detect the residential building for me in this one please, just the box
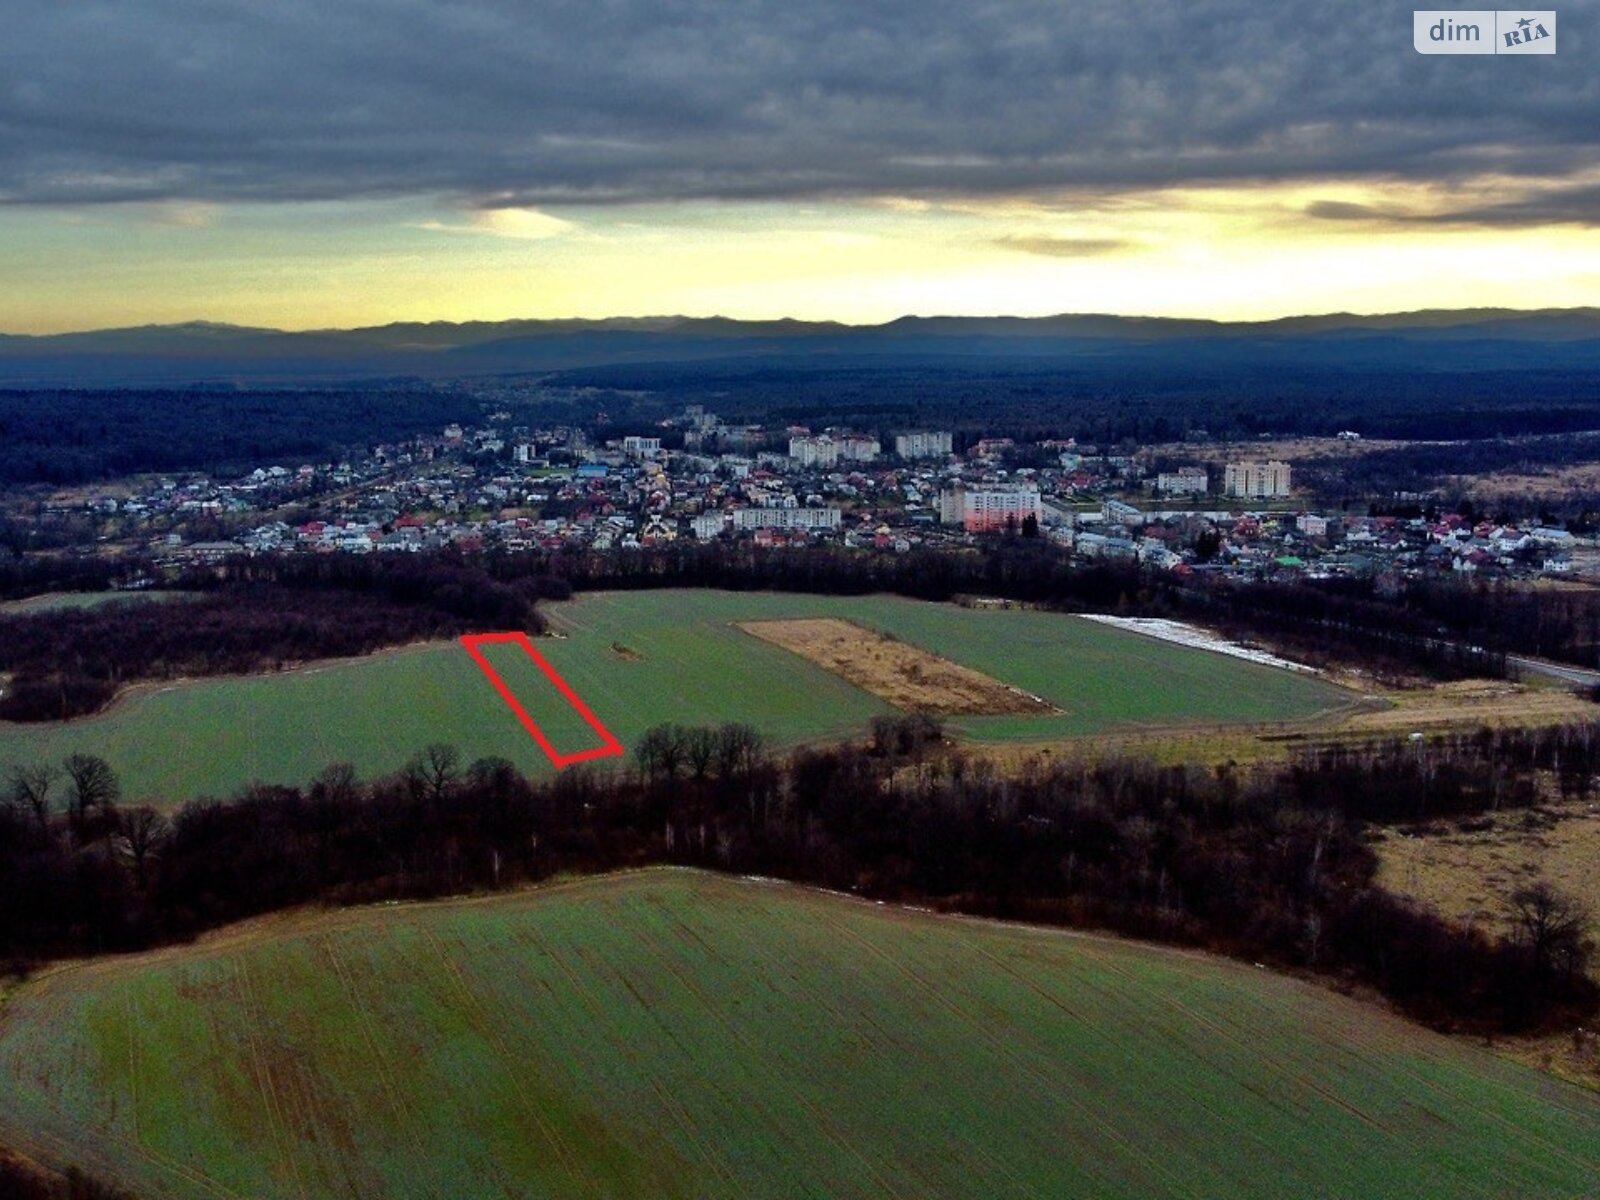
[621,436,662,459]
[1157,467,1208,495]
[1103,499,1143,527]
[789,435,840,469]
[691,513,727,539]
[731,506,842,531]
[894,430,954,460]
[1224,460,1292,499]
[837,434,881,463]
[940,483,1042,533]
[791,432,877,467]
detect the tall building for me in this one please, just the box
[792,432,878,466]
[789,435,839,469]
[837,434,880,463]
[939,484,1041,533]
[622,435,662,459]
[1224,460,1292,499]
[894,431,954,459]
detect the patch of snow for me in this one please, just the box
[1077,615,1318,674]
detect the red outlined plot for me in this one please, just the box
[460,632,624,769]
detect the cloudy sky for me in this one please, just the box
[2,0,1596,332]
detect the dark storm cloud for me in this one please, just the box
[0,0,1593,216]
[1307,183,1600,228]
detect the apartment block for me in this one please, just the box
[1223,460,1292,499]
[894,430,954,460]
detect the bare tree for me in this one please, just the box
[635,725,687,783]
[119,806,170,889]
[6,762,56,835]
[715,723,767,780]
[1512,882,1592,985]
[685,727,716,782]
[62,753,120,846]
[309,762,359,806]
[405,743,461,806]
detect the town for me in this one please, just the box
[23,399,1585,584]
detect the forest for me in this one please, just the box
[0,386,481,485]
[7,356,1600,487]
[550,358,1600,444]
[3,719,1596,1036]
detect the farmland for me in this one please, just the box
[1,869,1596,1199]
[0,589,1350,803]
[739,616,1058,715]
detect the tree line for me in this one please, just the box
[5,718,1595,1035]
[0,556,548,721]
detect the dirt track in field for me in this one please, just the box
[739,617,1059,716]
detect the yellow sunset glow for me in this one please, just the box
[2,181,1597,334]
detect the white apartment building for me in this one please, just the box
[791,432,878,467]
[837,434,880,462]
[622,435,663,459]
[691,513,727,539]
[1156,466,1208,495]
[895,430,954,460]
[789,435,839,469]
[1224,460,1292,499]
[731,507,843,531]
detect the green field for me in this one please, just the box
[0,870,1595,1199]
[0,589,1349,803]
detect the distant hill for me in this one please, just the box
[3,309,1599,386]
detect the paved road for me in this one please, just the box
[1508,655,1600,689]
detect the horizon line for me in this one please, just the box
[5,303,1598,340]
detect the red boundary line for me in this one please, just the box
[459,632,625,769]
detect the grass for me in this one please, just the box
[0,590,199,614]
[1,870,1596,1199]
[0,589,1349,804]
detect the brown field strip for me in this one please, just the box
[938,679,1600,776]
[739,617,1059,716]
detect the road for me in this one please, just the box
[1508,655,1600,689]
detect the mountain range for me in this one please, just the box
[3,308,1599,386]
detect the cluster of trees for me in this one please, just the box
[0,556,547,721]
[5,720,1595,1034]
[1285,722,1600,820]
